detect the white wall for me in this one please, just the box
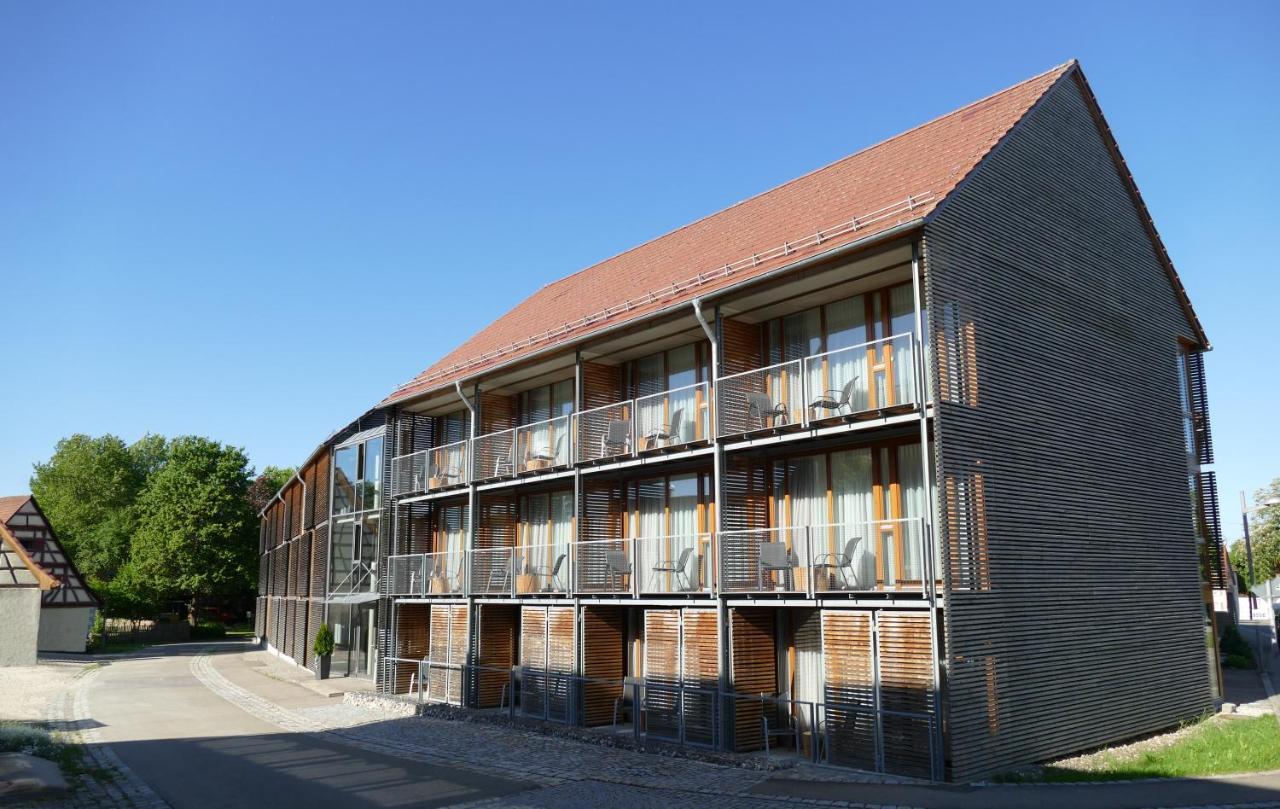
[0,588,41,666]
[38,606,95,653]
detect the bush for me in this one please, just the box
[313,623,334,658]
[1220,623,1255,669]
[190,621,226,640]
[0,723,62,760]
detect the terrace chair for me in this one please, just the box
[427,461,462,488]
[601,419,631,458]
[758,541,798,590]
[748,392,789,430]
[644,408,685,448]
[494,443,515,478]
[651,546,695,592]
[809,377,859,419]
[527,432,567,470]
[605,550,632,591]
[811,537,865,590]
[534,553,567,592]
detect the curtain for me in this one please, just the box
[524,386,552,464]
[792,609,823,740]
[778,456,826,568]
[667,474,698,589]
[550,491,574,584]
[889,283,917,406]
[521,494,550,574]
[822,295,868,413]
[551,380,574,464]
[636,354,665,443]
[831,449,874,586]
[897,442,936,583]
[780,310,820,419]
[665,345,698,444]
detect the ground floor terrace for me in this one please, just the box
[384,599,942,780]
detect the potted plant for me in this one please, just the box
[313,623,335,679]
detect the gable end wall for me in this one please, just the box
[924,74,1211,780]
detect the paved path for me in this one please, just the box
[85,643,531,808]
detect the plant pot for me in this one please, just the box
[318,655,332,680]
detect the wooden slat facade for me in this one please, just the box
[924,73,1213,780]
[581,606,625,726]
[475,604,517,708]
[729,608,776,752]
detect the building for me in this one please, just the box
[255,60,1225,781]
[0,495,100,653]
[0,521,59,666]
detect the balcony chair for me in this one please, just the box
[605,550,632,590]
[494,443,516,478]
[811,537,866,590]
[651,546,695,592]
[747,392,789,430]
[644,408,685,449]
[758,541,798,590]
[601,419,632,458]
[427,462,462,489]
[526,432,567,470]
[485,553,518,594]
[808,376,859,419]
[534,553,567,592]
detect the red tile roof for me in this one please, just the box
[385,61,1078,405]
[0,495,30,525]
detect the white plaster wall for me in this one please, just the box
[38,606,96,653]
[0,588,41,666]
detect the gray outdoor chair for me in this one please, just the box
[601,419,632,458]
[645,407,685,448]
[533,553,567,592]
[605,549,632,590]
[651,546,695,591]
[809,376,859,418]
[527,432,567,469]
[758,541,798,590]
[748,392,789,430]
[812,537,865,590]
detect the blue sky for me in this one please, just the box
[1,2,1276,537]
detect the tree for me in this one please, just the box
[1236,478,1280,589]
[30,434,147,581]
[130,436,258,624]
[248,465,296,514]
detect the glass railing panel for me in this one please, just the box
[574,402,633,463]
[715,360,805,438]
[386,553,428,596]
[635,381,711,451]
[514,541,571,595]
[473,428,516,480]
[390,449,428,497]
[802,333,916,424]
[469,547,516,595]
[425,439,470,489]
[805,518,925,592]
[513,414,573,472]
[635,533,714,594]
[572,538,634,595]
[716,526,812,594]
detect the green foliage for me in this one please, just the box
[129,437,257,607]
[1218,622,1255,669]
[248,465,296,513]
[191,621,227,639]
[1233,479,1280,589]
[94,563,162,620]
[313,623,335,658]
[29,434,164,582]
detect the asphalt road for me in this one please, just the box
[86,645,532,809]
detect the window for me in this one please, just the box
[333,446,358,515]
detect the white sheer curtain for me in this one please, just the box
[792,610,823,739]
[822,295,868,413]
[665,345,698,444]
[635,478,665,590]
[636,354,665,443]
[780,456,826,569]
[521,494,550,575]
[896,442,936,583]
[667,475,698,589]
[889,284,917,406]
[550,491,573,587]
[831,449,874,587]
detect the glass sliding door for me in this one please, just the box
[829,449,874,588]
[823,296,868,414]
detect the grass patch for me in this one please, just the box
[224,623,255,639]
[1006,716,1280,782]
[0,722,113,782]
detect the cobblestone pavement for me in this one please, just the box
[10,662,171,809]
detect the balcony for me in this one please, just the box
[385,550,468,597]
[717,518,926,595]
[469,543,570,596]
[716,333,918,438]
[390,439,471,498]
[473,415,574,481]
[573,533,715,596]
[575,381,712,464]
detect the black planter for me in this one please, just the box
[318,655,331,679]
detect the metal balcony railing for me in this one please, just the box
[469,542,570,596]
[717,518,926,595]
[473,414,574,480]
[716,333,917,438]
[385,550,467,596]
[390,439,471,498]
[575,381,712,464]
[572,533,714,596]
